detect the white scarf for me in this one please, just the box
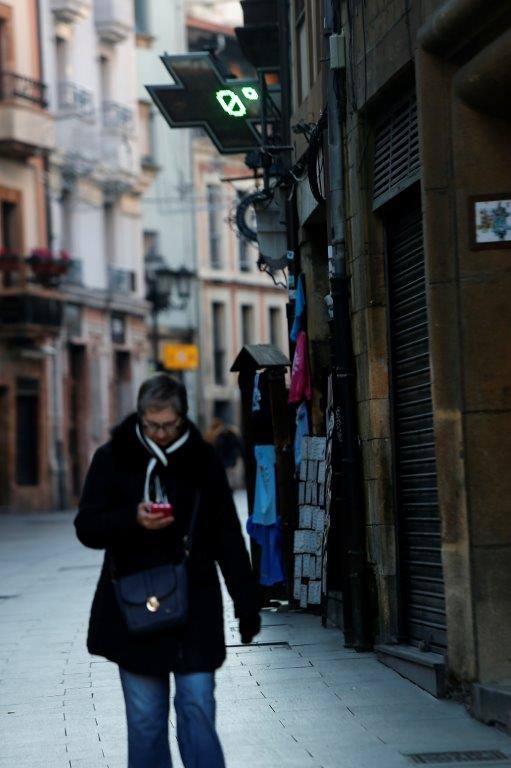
[135,422,190,503]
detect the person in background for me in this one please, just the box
[204,417,245,490]
[75,374,261,768]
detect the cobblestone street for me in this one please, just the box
[0,494,510,768]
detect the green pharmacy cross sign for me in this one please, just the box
[146,53,262,155]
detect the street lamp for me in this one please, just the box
[144,254,193,369]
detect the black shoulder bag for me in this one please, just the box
[111,491,200,636]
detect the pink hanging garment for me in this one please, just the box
[288,330,313,403]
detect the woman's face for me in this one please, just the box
[141,406,182,447]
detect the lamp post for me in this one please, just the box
[144,253,193,369]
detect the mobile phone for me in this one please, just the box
[148,502,174,519]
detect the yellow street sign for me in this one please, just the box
[162,343,199,371]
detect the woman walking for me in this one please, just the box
[75,374,261,768]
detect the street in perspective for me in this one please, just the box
[1,496,510,768]
[1,0,510,767]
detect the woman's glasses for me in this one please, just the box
[142,418,181,436]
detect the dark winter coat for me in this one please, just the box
[74,413,258,676]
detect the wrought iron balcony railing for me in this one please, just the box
[58,82,94,116]
[0,295,63,327]
[108,267,137,293]
[0,71,47,108]
[101,101,135,134]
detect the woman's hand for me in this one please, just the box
[137,502,175,531]
[239,613,261,645]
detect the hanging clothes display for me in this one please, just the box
[288,330,313,404]
[252,372,262,413]
[251,370,274,444]
[294,402,310,472]
[246,517,285,586]
[290,273,306,342]
[247,443,285,586]
[252,444,277,526]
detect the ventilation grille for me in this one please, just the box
[373,95,420,209]
[408,750,509,765]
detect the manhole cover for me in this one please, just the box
[408,751,509,765]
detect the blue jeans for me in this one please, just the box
[119,667,226,768]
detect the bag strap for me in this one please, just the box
[110,490,201,580]
[183,489,201,560]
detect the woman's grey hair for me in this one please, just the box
[137,374,188,417]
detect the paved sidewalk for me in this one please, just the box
[0,494,510,768]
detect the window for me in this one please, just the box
[1,200,20,251]
[0,186,22,286]
[61,189,72,252]
[294,0,309,103]
[16,378,39,486]
[212,302,226,384]
[241,304,254,346]
[111,313,126,344]
[0,4,14,75]
[238,236,251,272]
[269,306,282,348]
[99,55,112,102]
[310,1,322,81]
[134,0,150,35]
[143,230,159,257]
[55,36,69,85]
[103,202,115,261]
[207,184,222,269]
[138,101,155,164]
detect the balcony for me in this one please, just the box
[0,294,63,330]
[100,102,137,191]
[58,82,94,116]
[108,267,137,294]
[51,0,91,24]
[0,72,54,157]
[94,0,133,43]
[55,83,97,176]
[102,101,134,134]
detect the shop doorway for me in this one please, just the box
[114,350,132,423]
[68,345,87,500]
[384,188,446,651]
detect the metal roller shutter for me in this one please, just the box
[386,197,447,651]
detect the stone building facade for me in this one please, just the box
[241,0,511,727]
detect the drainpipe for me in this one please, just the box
[325,0,371,650]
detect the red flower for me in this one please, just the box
[30,247,53,261]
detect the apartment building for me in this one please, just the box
[135,0,199,421]
[0,0,55,511]
[0,0,149,511]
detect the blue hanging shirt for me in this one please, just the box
[246,517,285,586]
[290,273,306,342]
[252,445,277,526]
[294,402,310,472]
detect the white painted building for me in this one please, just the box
[35,0,150,505]
[134,0,199,422]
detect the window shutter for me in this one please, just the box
[373,95,420,210]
